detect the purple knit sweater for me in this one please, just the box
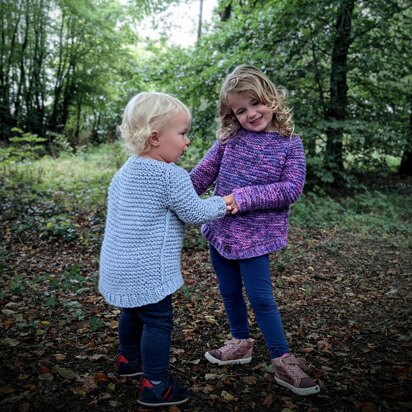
[190,128,306,259]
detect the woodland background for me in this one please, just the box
[0,0,411,411]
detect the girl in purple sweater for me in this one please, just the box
[190,65,320,396]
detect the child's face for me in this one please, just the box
[157,110,191,163]
[228,92,274,133]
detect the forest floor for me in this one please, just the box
[1,188,411,412]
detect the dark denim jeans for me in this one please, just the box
[210,245,289,359]
[119,295,173,381]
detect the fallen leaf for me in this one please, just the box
[168,406,182,412]
[89,354,109,362]
[2,337,20,347]
[353,401,378,412]
[262,394,273,406]
[2,309,16,315]
[38,373,53,381]
[70,386,87,396]
[55,366,76,379]
[0,386,15,394]
[18,403,30,412]
[94,372,109,383]
[221,390,236,401]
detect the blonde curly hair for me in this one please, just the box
[217,65,294,142]
[120,92,191,155]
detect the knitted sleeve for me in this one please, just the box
[233,137,306,211]
[169,166,227,224]
[190,141,224,195]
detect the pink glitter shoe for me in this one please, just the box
[204,338,254,366]
[272,354,320,395]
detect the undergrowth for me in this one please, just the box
[1,143,411,250]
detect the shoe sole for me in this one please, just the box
[114,372,143,378]
[204,352,252,366]
[137,396,190,407]
[275,377,320,396]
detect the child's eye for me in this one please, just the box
[252,101,260,106]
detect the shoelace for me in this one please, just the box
[220,339,241,353]
[284,357,308,379]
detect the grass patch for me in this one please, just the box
[292,191,411,242]
[2,143,411,250]
[32,143,128,190]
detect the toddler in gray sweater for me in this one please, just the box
[99,92,228,407]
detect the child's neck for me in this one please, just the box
[140,150,164,162]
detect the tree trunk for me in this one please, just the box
[399,103,412,175]
[15,7,30,125]
[197,0,203,40]
[74,97,82,145]
[48,11,69,132]
[219,2,231,21]
[32,1,47,137]
[324,0,355,178]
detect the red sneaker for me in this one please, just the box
[138,376,191,407]
[114,354,143,377]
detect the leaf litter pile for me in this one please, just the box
[0,195,411,412]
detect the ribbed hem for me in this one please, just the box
[99,277,183,308]
[202,225,287,260]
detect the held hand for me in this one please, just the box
[223,193,239,215]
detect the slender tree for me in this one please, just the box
[399,101,412,175]
[197,0,203,40]
[324,0,355,178]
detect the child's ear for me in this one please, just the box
[148,129,160,147]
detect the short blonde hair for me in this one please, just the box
[218,65,294,142]
[120,92,191,155]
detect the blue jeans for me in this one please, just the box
[118,295,173,381]
[210,245,289,359]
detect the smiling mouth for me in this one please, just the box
[250,116,262,124]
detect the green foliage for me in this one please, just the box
[10,274,25,296]
[88,316,105,332]
[1,143,127,247]
[43,214,78,241]
[44,296,57,308]
[183,225,208,251]
[4,143,409,251]
[0,128,47,165]
[291,190,412,241]
[0,0,150,145]
[0,128,48,192]
[1,0,410,186]
[138,0,410,187]
[0,245,8,272]
[48,133,74,157]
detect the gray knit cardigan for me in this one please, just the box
[99,156,226,308]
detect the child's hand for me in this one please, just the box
[223,193,239,215]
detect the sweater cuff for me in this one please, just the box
[233,188,251,212]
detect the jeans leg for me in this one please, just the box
[210,245,249,339]
[240,255,289,359]
[138,295,174,381]
[119,308,143,362]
